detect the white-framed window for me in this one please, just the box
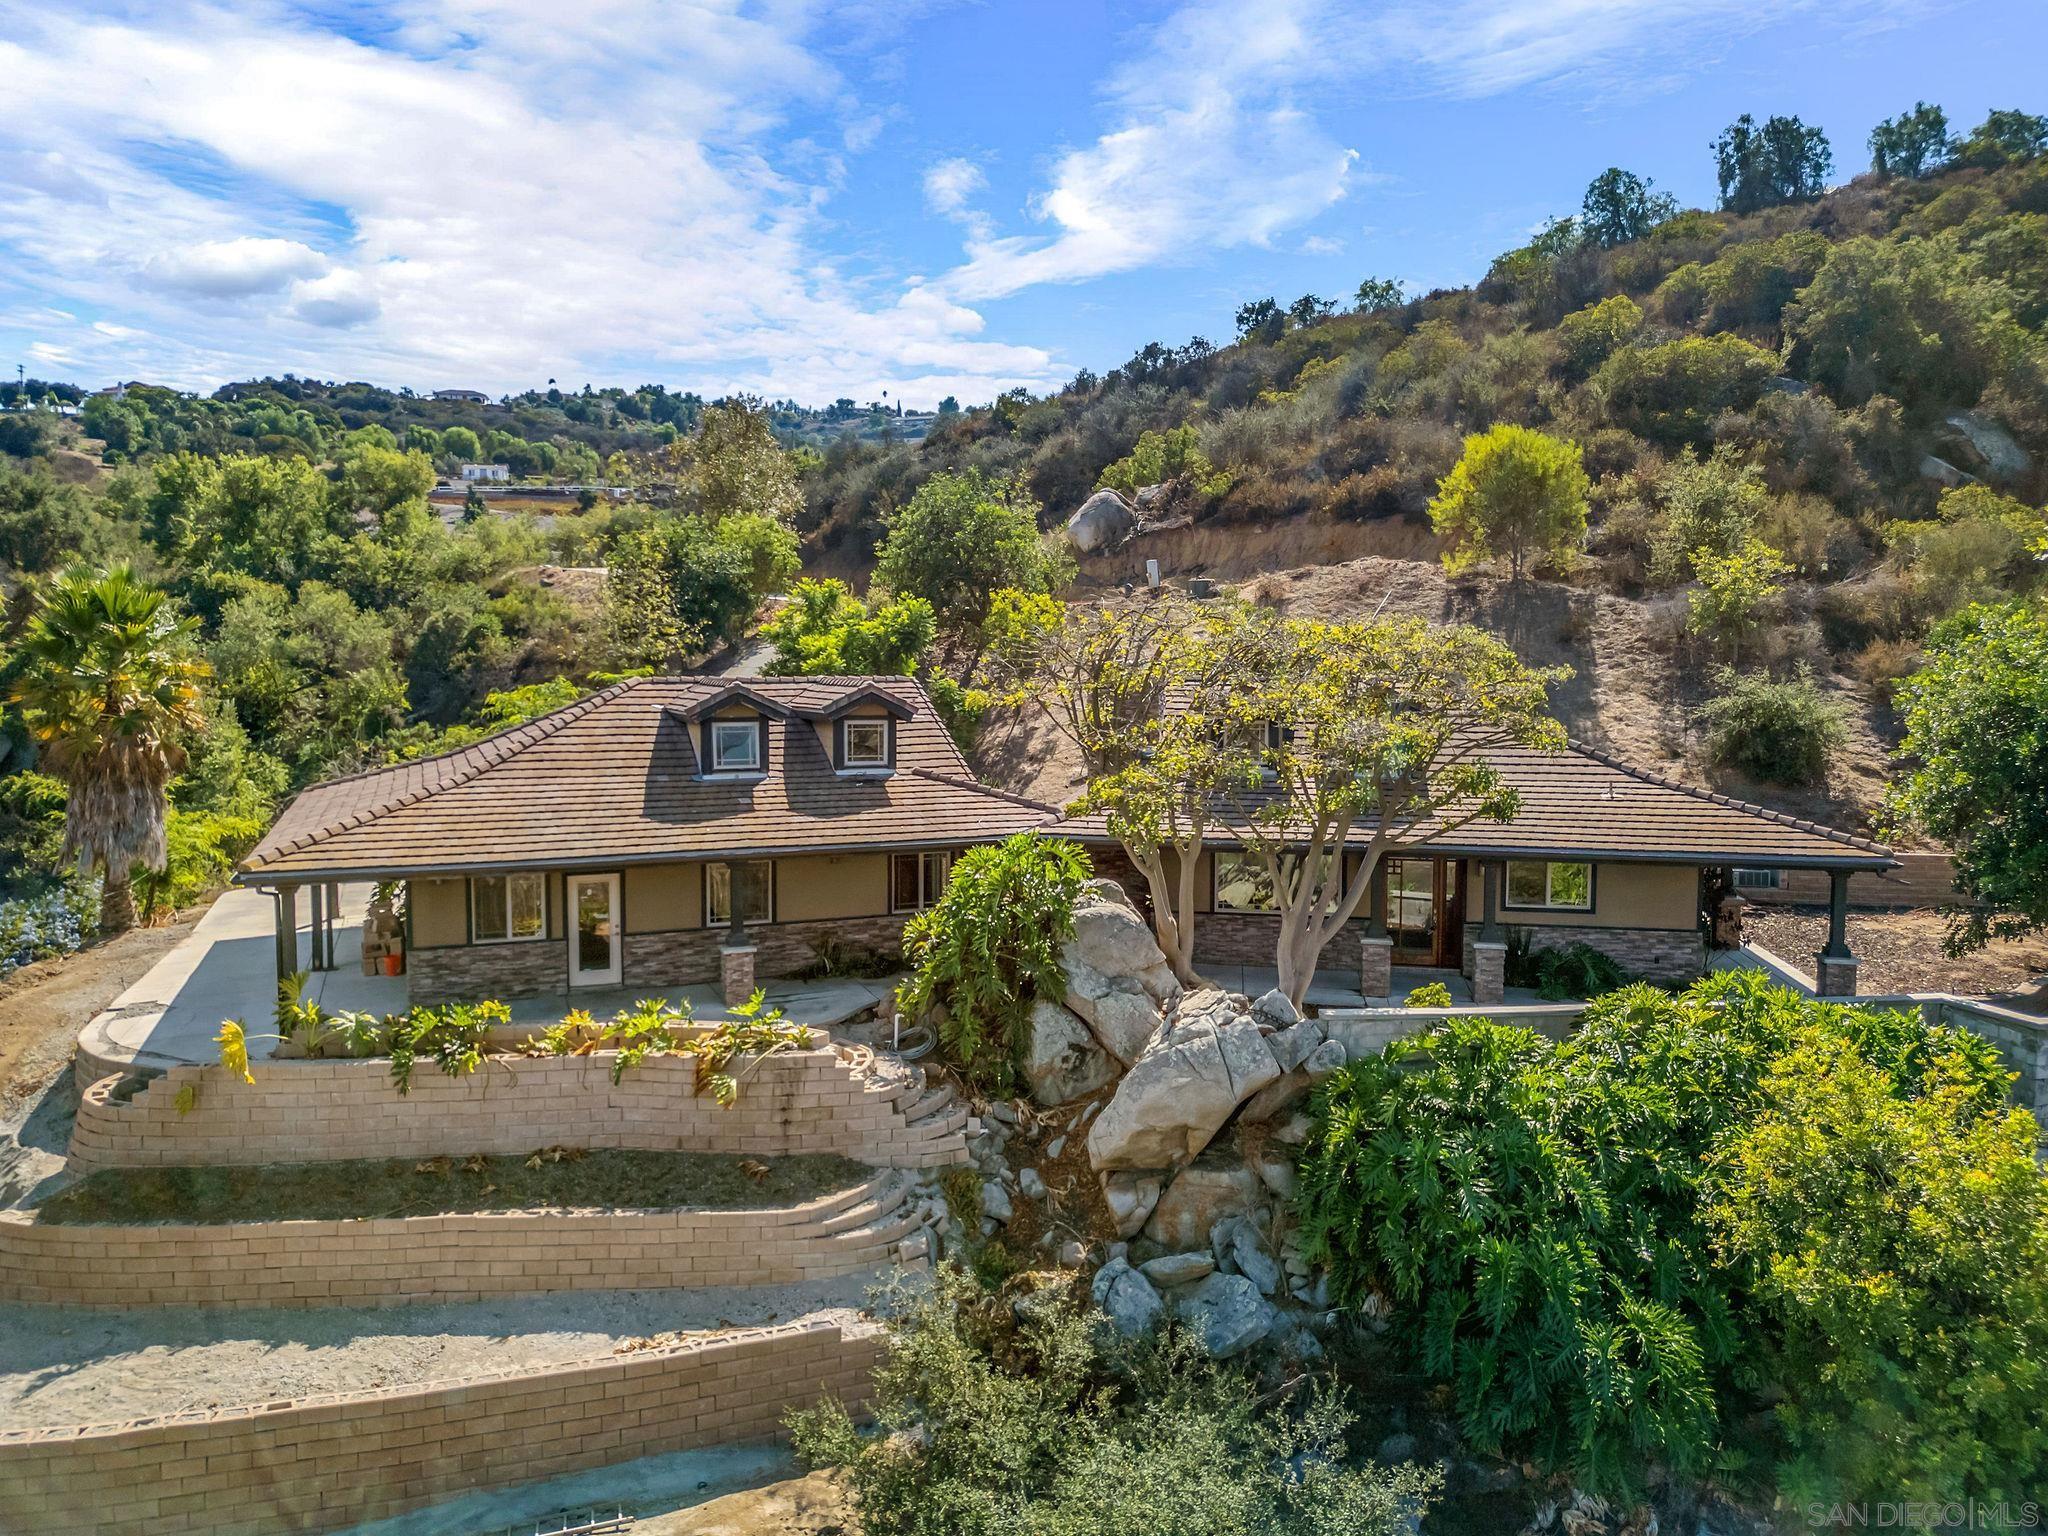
[1212,850,1337,913]
[1732,868,1783,890]
[709,719,761,773]
[705,860,774,925]
[891,850,951,913]
[842,718,890,768]
[472,871,545,943]
[1505,859,1594,912]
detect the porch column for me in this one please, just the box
[1359,860,1392,1000]
[273,884,298,983]
[1471,861,1506,1007]
[307,884,326,972]
[720,863,760,1009]
[1814,869,1859,996]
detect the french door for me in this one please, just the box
[567,873,622,987]
[1384,857,1464,968]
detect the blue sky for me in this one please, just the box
[0,0,2041,407]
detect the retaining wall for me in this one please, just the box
[0,1172,924,1309]
[68,1047,966,1173]
[0,1316,882,1536]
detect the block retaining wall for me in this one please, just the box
[0,1316,883,1536]
[67,1048,966,1173]
[0,1172,922,1309]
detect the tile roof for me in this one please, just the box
[1055,738,1892,869]
[239,676,1057,881]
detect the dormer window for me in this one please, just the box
[839,717,892,771]
[709,719,762,774]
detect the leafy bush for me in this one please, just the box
[1556,294,1644,379]
[901,833,1090,1091]
[1517,938,1630,1000]
[1096,424,1230,499]
[1686,536,1791,662]
[789,1265,1439,1536]
[761,577,936,675]
[1708,1028,2048,1502]
[1403,980,1452,1007]
[1701,666,1848,787]
[1593,334,1778,449]
[1295,972,2028,1496]
[0,879,97,978]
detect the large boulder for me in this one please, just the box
[1141,1150,1263,1249]
[1062,880,1182,1065]
[1087,998,1281,1169]
[1238,1036,1347,1123]
[1091,1257,1163,1335]
[1023,998,1120,1106]
[1173,1271,1275,1359]
[1065,488,1137,554]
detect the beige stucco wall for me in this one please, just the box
[1501,859,1697,930]
[409,876,468,948]
[625,863,701,933]
[777,852,890,921]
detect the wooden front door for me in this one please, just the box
[1385,857,1465,968]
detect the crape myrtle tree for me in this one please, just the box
[990,591,1263,985]
[1224,612,1566,1006]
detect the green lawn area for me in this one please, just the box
[36,1150,875,1225]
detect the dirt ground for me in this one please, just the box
[0,914,198,1122]
[0,1276,879,1430]
[1745,907,2048,1005]
[639,1470,853,1535]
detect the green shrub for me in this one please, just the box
[901,833,1091,1091]
[1096,424,1231,499]
[1556,294,1644,379]
[1525,939,1630,1000]
[1403,981,1453,1007]
[1593,334,1779,449]
[1709,1027,2047,1501]
[1701,666,1849,786]
[789,1266,1440,1536]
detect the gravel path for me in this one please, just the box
[1746,908,2048,1004]
[0,1274,881,1431]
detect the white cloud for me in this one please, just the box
[923,157,987,217]
[140,236,330,297]
[289,268,381,329]
[0,1,1061,402]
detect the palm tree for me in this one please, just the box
[10,565,209,934]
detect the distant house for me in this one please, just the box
[432,388,491,403]
[460,463,511,482]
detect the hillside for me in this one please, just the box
[797,152,2048,836]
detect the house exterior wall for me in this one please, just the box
[1500,859,1697,931]
[402,854,917,1002]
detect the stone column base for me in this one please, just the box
[1470,941,1507,1007]
[1359,936,1393,1001]
[720,944,759,1009]
[1814,954,1860,996]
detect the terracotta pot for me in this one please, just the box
[380,952,404,977]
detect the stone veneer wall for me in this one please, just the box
[410,912,911,1003]
[1512,923,1704,983]
[0,1317,882,1536]
[0,1173,921,1308]
[67,1049,965,1172]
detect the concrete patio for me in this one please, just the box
[78,885,903,1074]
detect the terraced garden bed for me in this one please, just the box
[37,1149,873,1225]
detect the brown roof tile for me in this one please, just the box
[240,676,1056,880]
[1055,738,1891,869]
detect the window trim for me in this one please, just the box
[890,849,951,914]
[704,717,765,776]
[838,716,893,770]
[470,871,547,944]
[1502,859,1596,913]
[704,859,776,927]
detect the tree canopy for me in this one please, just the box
[1713,113,1833,214]
[1427,424,1590,582]
[873,469,1064,633]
